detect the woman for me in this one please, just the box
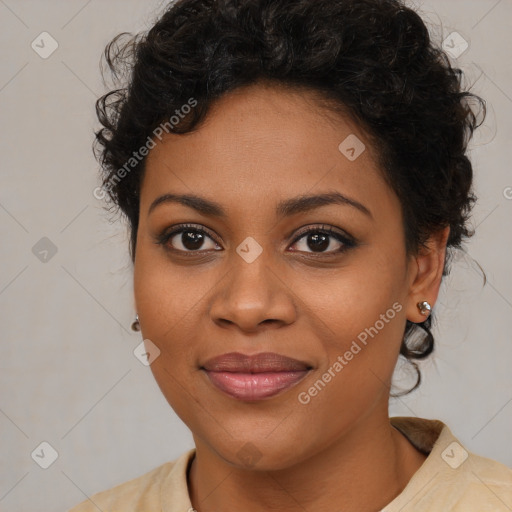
[70,0,512,510]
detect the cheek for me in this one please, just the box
[134,239,206,341]
[292,278,406,447]
[133,248,199,401]
[134,247,206,425]
[300,249,407,346]
[295,250,408,399]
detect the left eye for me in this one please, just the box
[290,227,353,254]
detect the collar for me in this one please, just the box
[160,417,450,512]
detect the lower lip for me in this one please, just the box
[203,370,309,400]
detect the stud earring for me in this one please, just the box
[131,314,141,332]
[417,301,432,316]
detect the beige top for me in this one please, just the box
[68,417,512,511]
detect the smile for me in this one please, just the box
[201,352,312,401]
[203,370,310,400]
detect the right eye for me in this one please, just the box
[156,224,222,254]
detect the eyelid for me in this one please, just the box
[156,223,221,248]
[291,224,355,244]
[156,222,356,255]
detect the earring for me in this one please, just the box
[131,314,141,332]
[417,301,432,316]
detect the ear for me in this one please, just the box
[405,226,450,323]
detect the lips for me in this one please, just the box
[201,352,312,401]
[202,352,311,372]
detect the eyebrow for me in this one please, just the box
[148,191,372,219]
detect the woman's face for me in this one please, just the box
[133,83,442,470]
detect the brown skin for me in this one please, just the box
[133,82,449,512]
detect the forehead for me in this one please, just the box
[141,83,396,219]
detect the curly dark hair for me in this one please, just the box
[94,0,485,394]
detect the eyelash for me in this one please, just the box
[154,223,357,257]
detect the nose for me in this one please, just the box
[209,249,297,333]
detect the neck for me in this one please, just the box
[187,411,427,512]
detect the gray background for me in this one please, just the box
[0,0,511,510]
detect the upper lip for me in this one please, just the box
[201,352,312,373]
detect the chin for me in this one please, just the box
[203,432,309,471]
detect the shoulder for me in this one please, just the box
[67,462,173,512]
[426,450,512,510]
[462,450,512,492]
[385,417,512,511]
[67,449,195,512]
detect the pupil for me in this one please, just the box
[182,231,204,250]
[179,231,331,252]
[308,233,329,252]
